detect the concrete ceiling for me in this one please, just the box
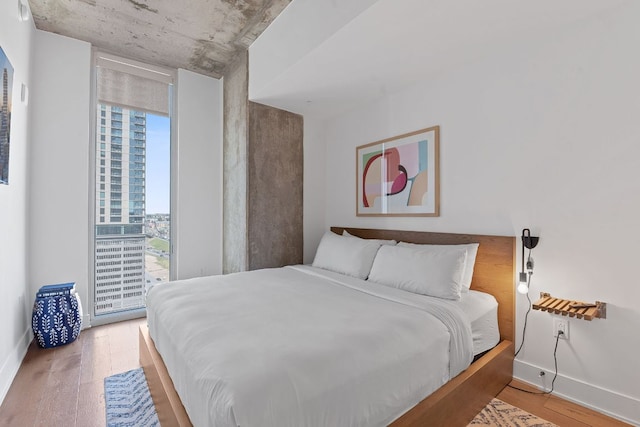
[27,0,292,78]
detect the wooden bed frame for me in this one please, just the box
[140,227,515,427]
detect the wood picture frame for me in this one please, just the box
[356,126,439,216]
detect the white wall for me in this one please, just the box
[249,0,378,102]
[0,1,35,404]
[302,118,326,263]
[174,69,223,278]
[318,4,640,425]
[29,31,92,326]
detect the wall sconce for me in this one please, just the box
[518,228,539,294]
[18,0,30,22]
[21,83,29,105]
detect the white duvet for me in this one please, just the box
[146,265,473,427]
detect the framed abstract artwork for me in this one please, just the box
[356,126,439,217]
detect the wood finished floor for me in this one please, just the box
[0,318,145,427]
[496,380,630,427]
[0,318,630,426]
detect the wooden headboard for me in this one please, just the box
[331,227,516,342]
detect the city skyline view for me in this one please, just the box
[94,104,171,316]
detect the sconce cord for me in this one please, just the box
[509,246,561,395]
[508,331,561,395]
[514,272,532,358]
[515,246,533,358]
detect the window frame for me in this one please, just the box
[89,49,176,326]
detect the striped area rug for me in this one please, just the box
[104,368,160,427]
[468,398,558,426]
[103,371,553,427]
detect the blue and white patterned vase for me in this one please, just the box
[32,294,82,348]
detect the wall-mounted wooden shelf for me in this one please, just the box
[533,292,606,320]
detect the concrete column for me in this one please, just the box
[223,51,303,273]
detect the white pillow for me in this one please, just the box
[312,232,383,279]
[397,242,479,292]
[368,244,467,300]
[342,230,397,246]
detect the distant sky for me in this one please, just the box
[145,114,170,214]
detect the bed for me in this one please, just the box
[140,227,515,426]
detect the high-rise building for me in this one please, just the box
[0,68,10,183]
[94,105,146,315]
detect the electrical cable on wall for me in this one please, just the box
[514,246,533,358]
[509,332,562,395]
[509,229,562,395]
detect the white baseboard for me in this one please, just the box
[0,327,32,406]
[81,313,91,330]
[514,359,640,426]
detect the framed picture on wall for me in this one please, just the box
[0,45,14,185]
[356,126,439,217]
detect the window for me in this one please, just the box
[92,52,173,321]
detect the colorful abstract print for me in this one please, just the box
[362,139,428,210]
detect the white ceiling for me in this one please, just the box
[249,0,632,118]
